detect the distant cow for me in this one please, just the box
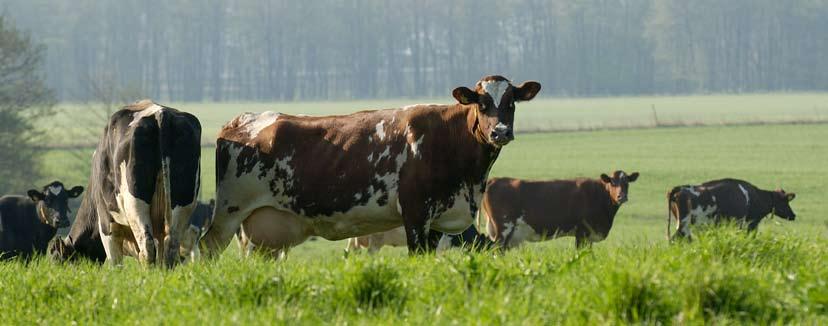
[483,171,639,248]
[51,199,214,263]
[201,75,541,257]
[345,226,407,254]
[0,181,83,259]
[667,178,796,240]
[54,100,201,267]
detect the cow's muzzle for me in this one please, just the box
[490,128,514,147]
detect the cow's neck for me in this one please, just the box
[452,104,501,184]
[751,190,775,219]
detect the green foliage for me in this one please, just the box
[4,1,828,101]
[0,15,54,193]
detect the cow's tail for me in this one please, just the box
[155,107,175,266]
[666,187,682,241]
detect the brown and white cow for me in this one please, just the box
[667,178,796,240]
[483,171,639,248]
[200,75,541,256]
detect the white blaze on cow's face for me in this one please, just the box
[452,76,541,148]
[27,181,84,228]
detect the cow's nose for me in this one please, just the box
[490,126,514,145]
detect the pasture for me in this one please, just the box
[11,94,828,323]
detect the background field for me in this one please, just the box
[12,94,828,323]
[40,93,828,147]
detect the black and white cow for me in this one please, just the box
[0,181,83,259]
[51,198,213,263]
[667,178,796,240]
[69,100,201,267]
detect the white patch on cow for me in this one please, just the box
[375,120,386,141]
[738,184,750,206]
[436,234,453,252]
[686,187,700,196]
[114,161,155,263]
[238,111,280,139]
[502,221,515,241]
[507,217,539,248]
[354,193,362,201]
[396,198,403,215]
[367,153,374,162]
[129,104,164,127]
[480,80,509,109]
[48,185,63,195]
[619,171,626,179]
[409,135,425,158]
[494,122,508,131]
[375,146,391,162]
[679,204,718,238]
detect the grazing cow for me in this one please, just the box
[48,186,107,263]
[667,178,796,240]
[58,100,201,267]
[0,181,83,259]
[201,75,541,256]
[483,171,639,248]
[50,199,214,263]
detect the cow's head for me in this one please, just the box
[48,236,74,262]
[27,181,83,228]
[453,76,541,147]
[600,171,639,205]
[771,189,796,220]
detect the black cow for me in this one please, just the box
[51,198,213,263]
[50,100,201,268]
[668,178,796,240]
[0,181,83,259]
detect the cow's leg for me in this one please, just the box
[402,218,429,254]
[123,194,156,265]
[575,233,592,249]
[201,207,249,259]
[99,222,125,266]
[163,203,195,268]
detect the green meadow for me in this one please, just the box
[11,94,828,324]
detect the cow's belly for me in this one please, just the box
[309,200,403,240]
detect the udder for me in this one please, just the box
[241,207,313,253]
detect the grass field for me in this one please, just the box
[41,93,828,147]
[11,94,828,323]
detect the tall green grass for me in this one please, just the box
[1,226,826,324]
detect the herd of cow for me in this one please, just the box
[0,75,798,267]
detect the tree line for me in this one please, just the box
[3,0,828,102]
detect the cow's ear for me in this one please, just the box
[27,190,45,202]
[452,87,478,105]
[67,186,84,198]
[786,193,796,202]
[600,174,612,183]
[628,172,639,182]
[513,81,541,102]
